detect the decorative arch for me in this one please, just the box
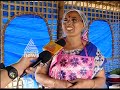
[1,12,52,66]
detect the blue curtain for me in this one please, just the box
[4,14,50,66]
[88,20,112,58]
[3,14,50,88]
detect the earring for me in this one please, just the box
[81,27,85,35]
[62,32,66,37]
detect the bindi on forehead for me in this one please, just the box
[65,15,81,20]
[66,12,81,18]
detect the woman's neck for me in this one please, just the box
[65,36,85,50]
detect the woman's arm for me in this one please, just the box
[68,69,106,88]
[35,63,72,88]
[91,69,106,88]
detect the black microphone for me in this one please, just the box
[55,38,66,47]
[29,51,52,68]
[20,51,52,77]
[20,38,66,78]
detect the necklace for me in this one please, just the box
[63,48,83,54]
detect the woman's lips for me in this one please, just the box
[66,27,74,32]
[67,27,73,30]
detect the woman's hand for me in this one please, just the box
[25,67,36,75]
[35,63,49,83]
[35,63,73,88]
[35,63,48,74]
[54,79,73,88]
[68,78,94,89]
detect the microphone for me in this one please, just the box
[29,51,52,68]
[20,51,52,77]
[20,38,66,77]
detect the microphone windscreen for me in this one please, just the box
[55,38,66,47]
[38,51,52,63]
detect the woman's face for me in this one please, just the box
[62,11,84,37]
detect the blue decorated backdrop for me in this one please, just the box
[4,14,50,66]
[88,20,112,58]
[4,14,51,88]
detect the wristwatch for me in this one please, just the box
[5,66,18,80]
[0,63,5,69]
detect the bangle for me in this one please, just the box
[92,80,95,89]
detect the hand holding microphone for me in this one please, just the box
[20,51,52,77]
[20,38,66,77]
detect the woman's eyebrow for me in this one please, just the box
[72,17,82,21]
[64,18,67,20]
[64,17,79,20]
[72,17,77,19]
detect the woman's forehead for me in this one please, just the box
[65,11,81,18]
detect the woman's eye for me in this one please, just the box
[64,19,67,22]
[72,19,77,22]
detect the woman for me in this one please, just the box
[34,9,107,88]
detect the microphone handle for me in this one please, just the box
[20,60,42,78]
[20,71,27,78]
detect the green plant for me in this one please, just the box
[110,68,120,75]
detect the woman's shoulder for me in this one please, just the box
[85,41,98,54]
[86,41,97,48]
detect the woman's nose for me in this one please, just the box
[66,19,73,25]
